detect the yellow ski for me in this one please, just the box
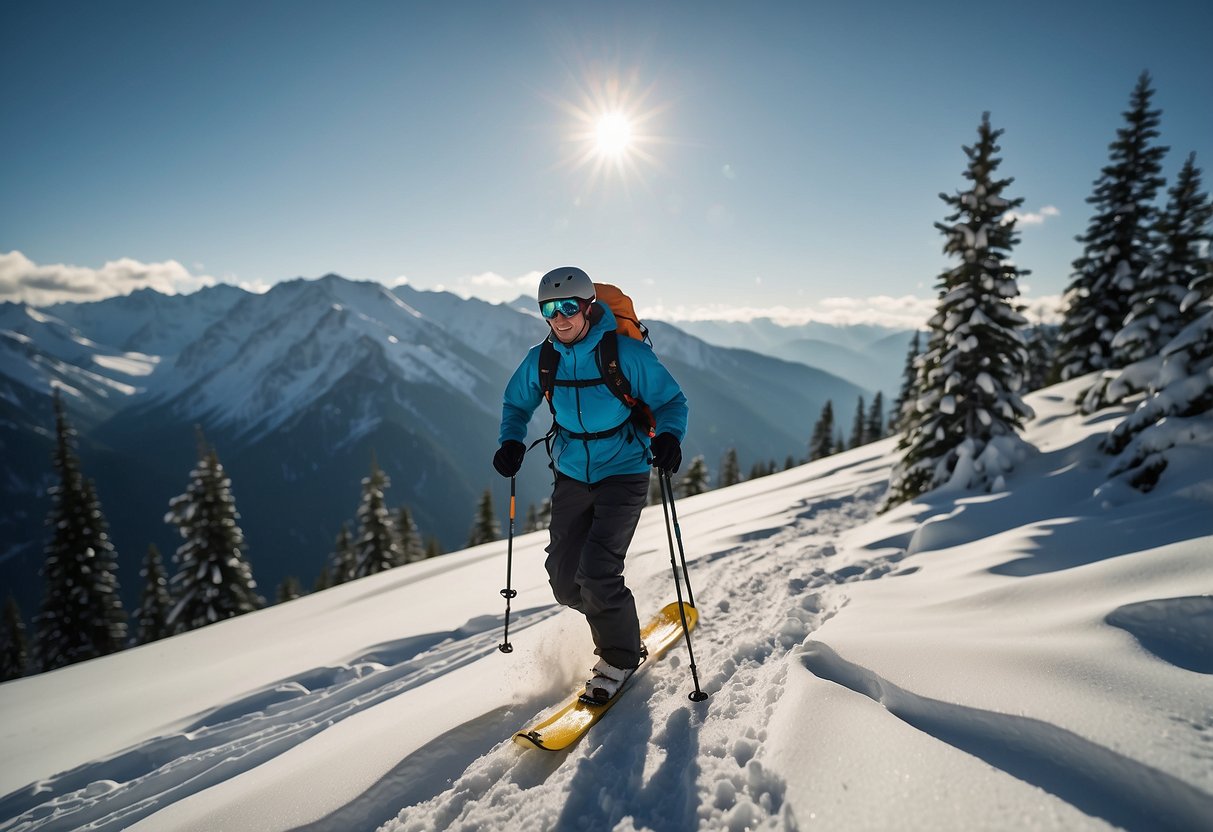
[514,602,700,751]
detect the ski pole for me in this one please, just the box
[499,476,518,654]
[659,469,708,702]
[662,470,697,607]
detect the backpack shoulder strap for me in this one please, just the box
[537,337,559,412]
[596,331,635,407]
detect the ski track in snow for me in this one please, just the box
[0,607,562,832]
[375,482,895,832]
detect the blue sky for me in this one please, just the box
[2,1,1210,325]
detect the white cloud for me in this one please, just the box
[645,291,1068,329]
[643,294,939,329]
[1007,205,1060,226]
[0,250,217,306]
[451,270,542,303]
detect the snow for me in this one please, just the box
[2,378,1213,831]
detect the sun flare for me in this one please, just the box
[594,112,633,157]
[551,70,669,190]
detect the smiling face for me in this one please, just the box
[548,302,589,344]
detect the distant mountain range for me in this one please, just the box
[668,318,915,404]
[1,276,888,619]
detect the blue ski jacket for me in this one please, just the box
[499,303,688,484]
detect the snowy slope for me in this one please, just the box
[2,383,1211,831]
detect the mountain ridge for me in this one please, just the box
[1,276,875,620]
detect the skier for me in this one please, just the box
[493,266,688,702]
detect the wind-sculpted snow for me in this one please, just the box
[799,641,1213,832]
[1106,595,1213,675]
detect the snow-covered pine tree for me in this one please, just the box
[719,448,741,488]
[887,113,1035,506]
[808,401,835,461]
[1085,153,1213,412]
[396,506,425,564]
[133,544,172,645]
[327,523,357,585]
[1056,72,1169,388]
[1114,154,1209,357]
[865,392,885,442]
[679,455,710,497]
[2,595,29,681]
[35,392,127,671]
[276,576,303,603]
[354,462,401,576]
[1100,204,1213,492]
[850,396,866,448]
[890,332,921,433]
[748,461,772,479]
[1024,322,1059,392]
[164,437,262,634]
[467,488,501,547]
[424,536,444,559]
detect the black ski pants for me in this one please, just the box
[545,472,648,669]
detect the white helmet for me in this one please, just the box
[537,266,595,304]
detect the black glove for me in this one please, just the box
[649,432,682,473]
[493,440,526,478]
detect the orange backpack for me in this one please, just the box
[593,282,649,343]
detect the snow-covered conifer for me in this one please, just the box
[424,536,444,559]
[1,596,29,681]
[719,448,741,488]
[276,576,303,603]
[1100,206,1213,493]
[1114,154,1209,358]
[865,392,885,442]
[808,401,835,461]
[888,114,1034,506]
[354,461,401,576]
[133,544,172,645]
[1023,323,1059,392]
[35,392,127,670]
[849,396,866,448]
[890,333,921,433]
[748,461,772,479]
[467,488,501,547]
[1084,153,1212,412]
[396,506,425,564]
[1057,72,1169,387]
[164,437,262,633]
[327,523,357,586]
[678,455,710,497]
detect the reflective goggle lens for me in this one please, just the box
[540,298,582,319]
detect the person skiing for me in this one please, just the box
[493,266,688,702]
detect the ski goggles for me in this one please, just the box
[540,297,584,319]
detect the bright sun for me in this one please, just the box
[553,71,667,190]
[594,112,633,157]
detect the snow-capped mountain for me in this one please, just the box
[1,276,868,621]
